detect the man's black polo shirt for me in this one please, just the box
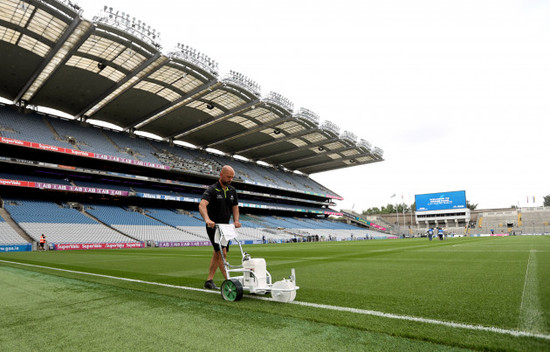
[201,181,238,223]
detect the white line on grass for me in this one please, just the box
[0,259,219,294]
[519,249,544,333]
[1,259,549,341]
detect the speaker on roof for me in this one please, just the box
[97,61,107,71]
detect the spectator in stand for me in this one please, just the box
[199,165,241,290]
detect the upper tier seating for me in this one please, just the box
[1,105,338,197]
[0,106,72,147]
[48,117,126,157]
[103,130,162,164]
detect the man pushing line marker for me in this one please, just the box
[198,165,241,290]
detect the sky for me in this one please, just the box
[70,0,550,211]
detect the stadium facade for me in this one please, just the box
[355,206,550,238]
[0,0,388,251]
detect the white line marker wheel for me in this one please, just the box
[271,279,297,303]
[221,279,243,301]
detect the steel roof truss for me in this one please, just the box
[263,135,340,163]
[15,15,86,104]
[208,112,292,149]
[79,52,164,120]
[132,79,220,131]
[173,97,259,141]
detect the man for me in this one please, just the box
[198,165,241,290]
[39,234,46,250]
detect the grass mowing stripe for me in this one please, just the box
[0,265,473,352]
[519,249,545,333]
[2,258,549,342]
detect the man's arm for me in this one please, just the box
[199,199,215,228]
[232,205,241,228]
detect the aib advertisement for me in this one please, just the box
[415,191,466,212]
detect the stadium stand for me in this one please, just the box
[103,130,163,164]
[0,0,390,251]
[0,215,26,245]
[48,118,125,156]
[153,148,222,178]
[0,107,72,148]
[0,105,338,195]
[84,204,207,243]
[143,207,204,226]
[0,172,72,185]
[475,207,550,235]
[3,199,135,244]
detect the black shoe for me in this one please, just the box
[204,280,219,290]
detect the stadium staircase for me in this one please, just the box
[146,139,162,154]
[79,205,140,242]
[42,116,66,145]
[141,211,206,241]
[240,214,267,228]
[0,206,32,243]
[100,130,124,154]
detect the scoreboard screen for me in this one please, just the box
[415,191,466,212]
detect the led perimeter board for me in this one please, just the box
[415,190,466,212]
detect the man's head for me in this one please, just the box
[219,165,235,188]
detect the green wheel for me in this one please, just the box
[221,279,243,301]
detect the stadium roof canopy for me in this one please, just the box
[0,0,384,174]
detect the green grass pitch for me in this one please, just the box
[1,236,549,351]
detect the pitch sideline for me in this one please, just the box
[519,249,544,333]
[1,258,549,341]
